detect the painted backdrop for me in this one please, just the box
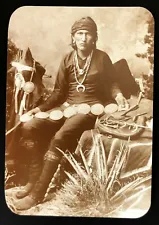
[8,6,153,84]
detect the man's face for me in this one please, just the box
[73,29,94,52]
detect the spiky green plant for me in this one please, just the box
[56,131,151,216]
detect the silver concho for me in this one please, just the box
[76,84,85,92]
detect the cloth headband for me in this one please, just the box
[71,17,97,35]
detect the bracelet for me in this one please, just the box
[116,92,123,98]
[35,107,41,113]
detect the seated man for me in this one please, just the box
[13,16,129,210]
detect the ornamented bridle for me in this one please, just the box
[11,55,36,116]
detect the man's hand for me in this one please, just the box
[27,107,41,116]
[115,93,129,111]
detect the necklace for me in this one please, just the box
[73,50,93,92]
[74,53,90,75]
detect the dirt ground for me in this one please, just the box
[5,180,151,218]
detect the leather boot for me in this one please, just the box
[15,139,42,199]
[13,152,60,210]
[16,157,42,199]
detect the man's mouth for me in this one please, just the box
[80,43,86,47]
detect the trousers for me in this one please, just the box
[22,113,97,158]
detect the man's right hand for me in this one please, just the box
[27,107,41,116]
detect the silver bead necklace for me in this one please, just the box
[73,50,93,92]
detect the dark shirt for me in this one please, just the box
[39,49,121,112]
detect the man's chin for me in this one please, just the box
[77,46,92,53]
[78,46,87,51]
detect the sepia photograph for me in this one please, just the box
[5,6,154,218]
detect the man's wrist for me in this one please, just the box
[116,92,123,98]
[115,92,123,101]
[35,107,41,113]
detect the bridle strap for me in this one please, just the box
[11,62,35,72]
[29,59,36,82]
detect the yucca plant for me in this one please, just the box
[54,130,151,217]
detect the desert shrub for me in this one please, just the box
[142,73,153,100]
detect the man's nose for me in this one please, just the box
[81,34,86,41]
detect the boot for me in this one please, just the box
[15,138,42,199]
[13,154,60,210]
[16,182,34,199]
[15,157,42,199]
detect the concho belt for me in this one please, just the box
[20,102,119,122]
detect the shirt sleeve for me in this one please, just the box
[103,53,121,99]
[38,55,69,111]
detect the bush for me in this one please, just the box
[6,39,19,128]
[142,74,153,100]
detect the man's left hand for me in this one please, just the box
[115,93,129,111]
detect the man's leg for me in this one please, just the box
[50,113,97,152]
[15,117,65,199]
[14,113,97,210]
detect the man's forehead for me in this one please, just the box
[75,29,92,34]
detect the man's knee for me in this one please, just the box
[21,119,39,138]
[21,120,35,132]
[54,130,65,142]
[49,131,65,150]
[48,129,70,156]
